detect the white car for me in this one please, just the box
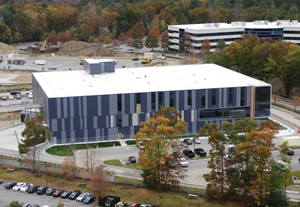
[28,93,33,98]
[277,160,289,168]
[26,90,33,94]
[140,204,152,207]
[193,137,201,144]
[12,182,26,191]
[76,192,89,202]
[8,95,13,100]
[20,183,33,192]
[178,157,188,167]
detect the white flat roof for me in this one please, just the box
[33,64,270,98]
[169,21,296,31]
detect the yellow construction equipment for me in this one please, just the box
[79,56,86,65]
[141,52,153,64]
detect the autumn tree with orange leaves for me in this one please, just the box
[133,107,186,190]
[89,167,110,199]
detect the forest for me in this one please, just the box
[0,0,300,44]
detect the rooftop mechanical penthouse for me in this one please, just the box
[32,59,271,144]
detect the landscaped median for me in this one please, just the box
[46,141,121,156]
[104,159,143,170]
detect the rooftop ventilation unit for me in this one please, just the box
[254,20,269,25]
[204,23,216,27]
[83,59,115,75]
[292,20,298,25]
[231,21,246,26]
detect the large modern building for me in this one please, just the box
[32,60,271,144]
[168,20,300,53]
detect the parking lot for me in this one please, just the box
[0,183,94,207]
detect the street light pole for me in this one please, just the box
[45,162,48,187]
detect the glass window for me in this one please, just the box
[241,87,245,106]
[118,94,122,112]
[212,89,216,106]
[255,87,271,117]
[199,107,250,120]
[136,93,141,104]
[170,91,174,107]
[151,92,156,111]
[201,90,206,107]
[159,92,163,107]
[188,90,192,108]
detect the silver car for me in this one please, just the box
[178,157,188,167]
[76,192,89,202]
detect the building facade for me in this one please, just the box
[32,61,271,144]
[169,20,300,53]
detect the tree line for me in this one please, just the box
[1,0,300,45]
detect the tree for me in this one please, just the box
[199,123,228,198]
[200,39,211,60]
[59,32,73,43]
[145,26,159,51]
[160,30,169,50]
[290,87,300,112]
[130,22,146,51]
[216,39,226,51]
[57,201,64,207]
[133,107,186,190]
[170,18,178,25]
[179,32,190,54]
[205,50,231,68]
[90,167,110,199]
[19,113,52,172]
[61,155,76,180]
[47,33,58,46]
[0,22,12,44]
[269,78,284,105]
[8,201,23,207]
[81,147,100,177]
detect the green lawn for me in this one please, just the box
[46,141,121,156]
[104,159,143,170]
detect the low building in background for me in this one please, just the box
[168,20,300,53]
[32,59,271,144]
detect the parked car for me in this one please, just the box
[140,204,152,207]
[83,195,96,204]
[28,93,33,98]
[20,184,33,192]
[132,57,139,61]
[10,91,21,95]
[192,137,201,144]
[5,182,17,189]
[60,191,72,198]
[45,188,56,196]
[183,138,192,145]
[26,90,33,94]
[37,186,48,195]
[288,148,294,155]
[8,95,13,100]
[12,182,26,191]
[68,190,81,200]
[52,190,64,197]
[178,157,188,167]
[30,205,40,207]
[27,185,39,193]
[183,149,195,158]
[194,148,207,157]
[2,95,7,100]
[129,156,137,163]
[22,203,31,207]
[16,93,21,99]
[76,192,89,202]
[129,203,141,207]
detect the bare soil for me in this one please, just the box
[0,70,32,84]
[0,112,20,129]
[0,43,20,55]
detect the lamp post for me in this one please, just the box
[45,162,48,187]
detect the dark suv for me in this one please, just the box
[27,185,39,193]
[69,190,81,200]
[45,188,56,196]
[5,182,17,189]
[37,186,48,195]
[10,91,21,95]
[288,148,294,155]
[183,149,195,158]
[194,148,207,157]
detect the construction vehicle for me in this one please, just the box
[141,52,153,64]
[40,40,47,52]
[79,56,86,65]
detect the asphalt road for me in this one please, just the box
[0,184,95,207]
